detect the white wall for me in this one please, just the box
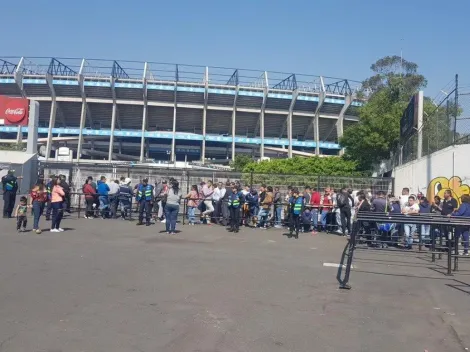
[393,144,470,204]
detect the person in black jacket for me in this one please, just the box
[2,170,21,218]
[337,188,353,236]
[221,181,232,226]
[59,174,71,213]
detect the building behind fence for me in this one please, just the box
[39,161,394,207]
[395,75,470,165]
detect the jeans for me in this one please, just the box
[138,200,152,224]
[187,206,196,224]
[275,204,282,225]
[85,198,94,217]
[32,200,45,229]
[456,227,469,252]
[202,200,214,220]
[404,224,416,246]
[321,210,329,230]
[99,195,109,217]
[421,224,431,243]
[229,207,240,230]
[120,200,131,218]
[3,190,16,217]
[311,209,319,228]
[109,195,118,218]
[258,208,269,227]
[165,204,179,232]
[51,202,63,229]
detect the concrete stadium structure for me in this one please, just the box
[0,57,364,163]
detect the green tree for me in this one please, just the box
[340,56,427,170]
[230,155,254,172]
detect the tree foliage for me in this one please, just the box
[0,143,25,151]
[340,56,427,170]
[240,156,363,176]
[230,154,254,172]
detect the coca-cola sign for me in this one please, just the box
[0,96,29,126]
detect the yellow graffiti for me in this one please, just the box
[427,176,470,206]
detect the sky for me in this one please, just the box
[2,0,469,96]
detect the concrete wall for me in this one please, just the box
[0,151,38,194]
[393,144,470,205]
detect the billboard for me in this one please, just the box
[400,93,419,141]
[0,96,29,126]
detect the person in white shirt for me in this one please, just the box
[212,182,225,224]
[402,195,419,249]
[108,180,120,218]
[399,187,410,210]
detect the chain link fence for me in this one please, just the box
[395,75,470,165]
[38,161,394,206]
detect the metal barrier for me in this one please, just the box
[339,212,470,290]
[57,193,348,232]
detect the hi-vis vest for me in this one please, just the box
[136,184,153,201]
[46,182,53,199]
[4,178,17,191]
[228,193,241,208]
[292,196,303,215]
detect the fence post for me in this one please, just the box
[317,175,320,192]
[250,171,253,187]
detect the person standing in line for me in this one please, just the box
[59,175,71,214]
[108,179,120,219]
[273,187,283,229]
[201,180,214,224]
[14,196,28,232]
[418,196,432,244]
[97,176,110,219]
[135,178,153,226]
[50,178,65,232]
[228,185,243,233]
[82,178,96,219]
[185,185,199,225]
[165,180,182,234]
[402,195,420,249]
[2,169,21,218]
[310,188,321,234]
[399,187,410,210]
[45,175,57,221]
[449,194,470,256]
[212,182,223,224]
[118,178,133,220]
[336,188,352,236]
[29,181,48,234]
[320,188,333,232]
[221,182,232,226]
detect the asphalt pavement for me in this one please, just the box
[0,214,469,352]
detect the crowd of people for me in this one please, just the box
[1,170,469,253]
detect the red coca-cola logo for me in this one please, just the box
[4,99,27,123]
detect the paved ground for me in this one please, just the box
[0,214,469,352]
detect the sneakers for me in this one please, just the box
[36,229,42,234]
[161,219,166,223]
[50,228,59,233]
[17,228,22,233]
[57,228,64,232]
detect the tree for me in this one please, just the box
[230,155,254,172]
[340,56,427,170]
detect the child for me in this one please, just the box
[15,196,28,232]
[301,207,312,233]
[288,188,304,239]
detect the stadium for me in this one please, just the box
[0,57,364,163]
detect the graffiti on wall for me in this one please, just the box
[427,176,470,206]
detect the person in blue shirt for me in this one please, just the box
[450,194,470,255]
[227,185,243,233]
[96,176,110,219]
[288,188,304,239]
[245,189,259,227]
[135,178,154,226]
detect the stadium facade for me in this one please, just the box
[0,57,363,163]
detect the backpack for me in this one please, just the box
[337,193,348,208]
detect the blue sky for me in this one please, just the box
[2,0,468,95]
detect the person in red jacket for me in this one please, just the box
[82,178,97,219]
[320,188,333,232]
[310,190,321,234]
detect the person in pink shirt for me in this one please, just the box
[50,179,65,232]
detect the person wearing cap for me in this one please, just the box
[288,188,304,239]
[135,178,154,226]
[118,177,133,219]
[2,169,21,218]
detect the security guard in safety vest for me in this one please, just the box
[227,185,243,233]
[135,178,154,226]
[2,169,22,218]
[288,188,304,239]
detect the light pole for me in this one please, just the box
[166,150,171,169]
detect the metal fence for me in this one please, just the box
[395,75,470,165]
[38,161,394,206]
